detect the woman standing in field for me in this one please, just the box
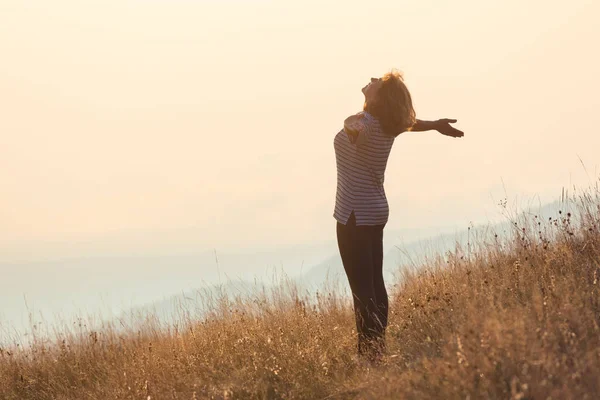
[334,70,463,362]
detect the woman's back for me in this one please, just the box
[333,111,395,226]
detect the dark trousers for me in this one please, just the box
[336,212,388,357]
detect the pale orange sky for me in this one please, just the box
[1,0,599,260]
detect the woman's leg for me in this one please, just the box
[336,213,379,356]
[371,223,388,350]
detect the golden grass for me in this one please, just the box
[1,190,600,399]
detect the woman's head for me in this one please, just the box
[363,70,416,136]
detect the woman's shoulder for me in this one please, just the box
[344,111,378,126]
[362,111,380,125]
[343,111,384,145]
[344,112,366,135]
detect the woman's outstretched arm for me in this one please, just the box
[409,119,464,138]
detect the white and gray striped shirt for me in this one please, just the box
[333,111,395,226]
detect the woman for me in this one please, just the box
[334,70,463,362]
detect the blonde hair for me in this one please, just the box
[364,70,416,136]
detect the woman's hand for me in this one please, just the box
[436,119,464,138]
[344,113,365,135]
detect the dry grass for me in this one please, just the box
[2,190,600,399]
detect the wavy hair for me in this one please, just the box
[364,70,416,137]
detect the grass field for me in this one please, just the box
[1,189,600,399]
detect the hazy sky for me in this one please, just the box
[2,0,600,261]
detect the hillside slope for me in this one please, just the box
[1,194,599,399]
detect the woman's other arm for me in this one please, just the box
[343,113,371,145]
[409,119,464,138]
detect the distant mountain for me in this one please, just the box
[0,222,465,332]
[130,221,494,324]
[120,278,265,327]
[2,199,572,335]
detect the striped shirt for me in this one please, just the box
[333,111,395,226]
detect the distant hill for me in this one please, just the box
[2,199,571,335]
[133,200,572,324]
